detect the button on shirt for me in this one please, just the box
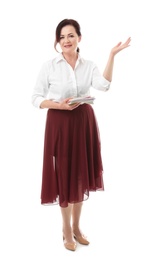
[32,53,111,108]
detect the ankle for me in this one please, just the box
[72,226,82,236]
[63,228,75,243]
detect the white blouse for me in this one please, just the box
[32,53,111,108]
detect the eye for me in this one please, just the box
[60,36,64,40]
[69,34,74,38]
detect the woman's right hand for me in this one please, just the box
[59,97,80,110]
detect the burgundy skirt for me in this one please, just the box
[41,104,104,207]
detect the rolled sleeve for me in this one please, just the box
[32,95,46,109]
[92,66,111,91]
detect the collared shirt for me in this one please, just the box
[32,53,111,108]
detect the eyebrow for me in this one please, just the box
[60,33,74,36]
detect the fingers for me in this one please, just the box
[119,37,131,50]
[60,98,81,110]
[116,37,131,47]
[124,37,131,46]
[66,98,80,110]
[116,42,122,47]
[68,103,80,110]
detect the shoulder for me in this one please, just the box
[40,56,59,72]
[79,55,97,68]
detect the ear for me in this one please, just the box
[78,36,82,43]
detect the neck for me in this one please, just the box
[62,52,78,69]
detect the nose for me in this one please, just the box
[65,36,70,42]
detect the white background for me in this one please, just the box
[0,0,164,259]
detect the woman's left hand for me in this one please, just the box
[111,37,131,56]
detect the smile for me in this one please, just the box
[64,45,72,48]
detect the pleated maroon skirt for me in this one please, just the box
[41,104,104,207]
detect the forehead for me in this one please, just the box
[60,25,76,35]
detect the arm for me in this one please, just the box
[103,37,131,82]
[40,98,80,110]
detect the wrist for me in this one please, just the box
[109,51,115,59]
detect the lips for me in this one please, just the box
[64,45,72,48]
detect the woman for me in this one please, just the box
[32,18,131,251]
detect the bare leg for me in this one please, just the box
[72,202,83,236]
[60,203,75,244]
[72,202,89,245]
[61,202,89,247]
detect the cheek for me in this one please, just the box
[72,39,78,45]
[58,41,64,51]
[59,39,64,45]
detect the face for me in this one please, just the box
[59,25,81,54]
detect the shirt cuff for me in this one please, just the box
[32,97,45,109]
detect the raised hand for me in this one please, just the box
[111,37,131,56]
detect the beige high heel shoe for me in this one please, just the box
[63,236,77,251]
[73,233,90,245]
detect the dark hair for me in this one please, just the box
[54,19,82,53]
